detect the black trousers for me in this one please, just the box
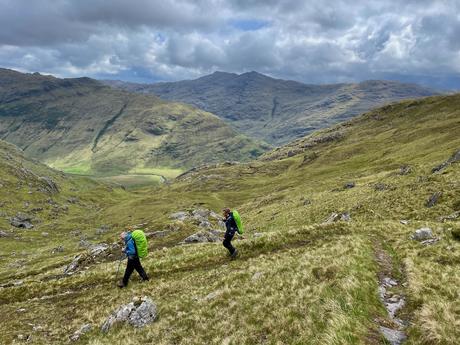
[223,231,236,255]
[122,256,148,285]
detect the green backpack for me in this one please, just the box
[232,210,244,234]
[131,229,148,258]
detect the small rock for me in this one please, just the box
[199,220,212,229]
[324,212,340,224]
[380,326,407,345]
[340,212,351,222]
[398,165,412,175]
[101,296,157,333]
[400,220,409,225]
[95,225,110,235]
[412,227,433,241]
[344,182,355,189]
[41,232,49,237]
[253,232,264,238]
[204,291,222,301]
[438,211,460,222]
[51,245,64,254]
[303,199,312,206]
[67,197,79,204]
[70,324,92,341]
[421,238,439,246]
[170,211,189,221]
[426,192,442,208]
[183,231,220,243]
[79,239,91,248]
[374,183,388,191]
[251,272,263,281]
[383,277,398,287]
[0,230,10,237]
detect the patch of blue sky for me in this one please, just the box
[229,19,270,31]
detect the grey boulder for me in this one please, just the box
[412,228,433,241]
[101,296,157,333]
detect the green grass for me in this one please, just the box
[0,93,460,344]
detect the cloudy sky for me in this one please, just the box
[1,0,459,89]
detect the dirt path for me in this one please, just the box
[373,240,408,345]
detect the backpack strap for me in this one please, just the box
[131,237,139,257]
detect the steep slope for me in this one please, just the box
[103,71,438,144]
[1,94,459,344]
[0,68,269,176]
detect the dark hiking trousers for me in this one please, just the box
[223,230,236,255]
[122,255,148,286]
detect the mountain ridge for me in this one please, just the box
[103,71,439,145]
[0,68,269,177]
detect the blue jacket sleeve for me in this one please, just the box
[124,233,137,256]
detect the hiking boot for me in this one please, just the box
[231,249,239,259]
[117,280,126,288]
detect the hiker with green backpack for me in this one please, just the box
[222,208,243,259]
[117,227,149,288]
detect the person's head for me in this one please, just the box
[222,208,231,218]
[120,231,127,241]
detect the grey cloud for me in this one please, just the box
[0,0,459,89]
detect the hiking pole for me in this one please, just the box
[115,254,125,285]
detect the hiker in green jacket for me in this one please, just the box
[117,228,149,288]
[222,208,239,258]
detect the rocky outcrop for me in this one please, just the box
[323,212,351,224]
[426,191,442,208]
[38,176,59,194]
[101,296,158,333]
[10,212,34,229]
[432,149,460,173]
[183,230,225,244]
[64,243,121,274]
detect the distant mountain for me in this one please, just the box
[103,71,439,145]
[0,68,269,176]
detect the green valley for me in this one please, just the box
[0,93,459,344]
[0,68,270,183]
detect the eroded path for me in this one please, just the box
[374,240,408,345]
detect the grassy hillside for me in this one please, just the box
[0,68,269,179]
[103,71,438,145]
[0,93,459,344]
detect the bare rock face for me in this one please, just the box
[101,296,157,333]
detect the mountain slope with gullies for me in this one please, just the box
[103,71,439,145]
[1,93,459,345]
[0,68,270,177]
